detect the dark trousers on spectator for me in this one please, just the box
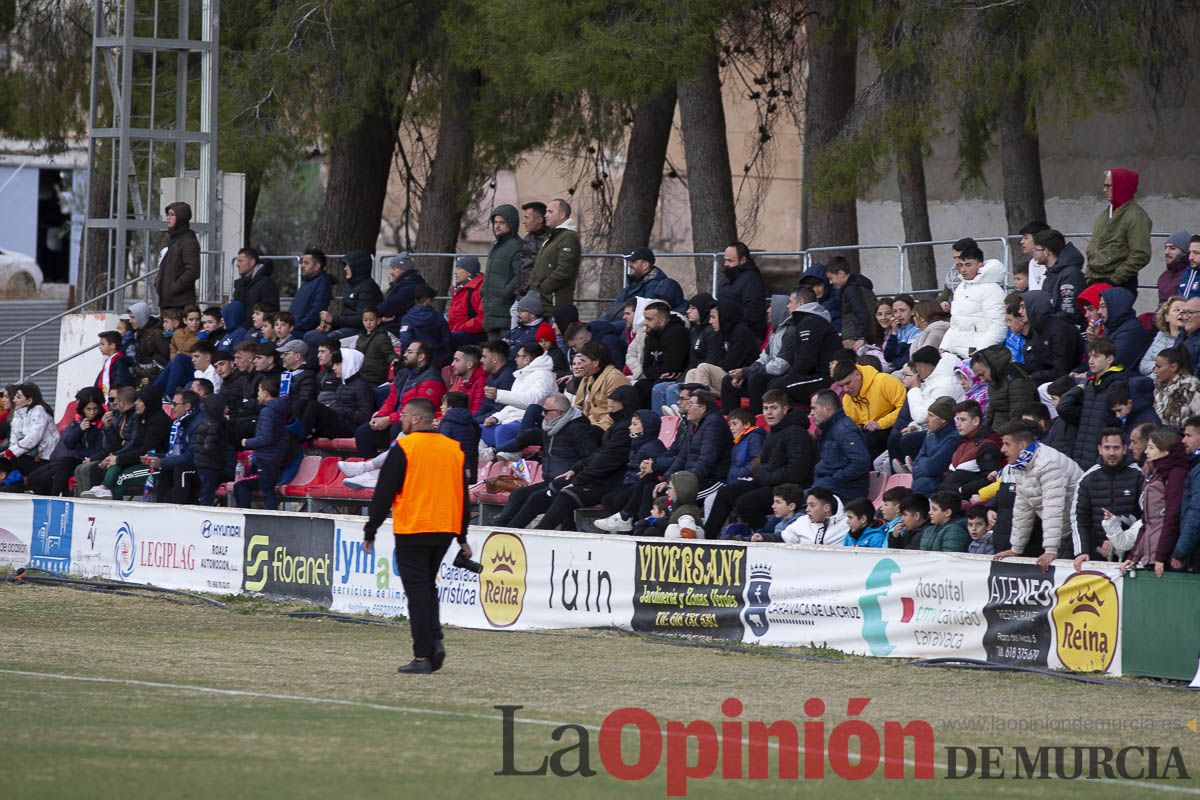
[156,467,199,505]
[302,401,359,440]
[355,418,404,458]
[394,534,453,659]
[234,460,281,510]
[197,468,222,506]
[864,427,890,459]
[705,483,774,536]
[887,427,926,471]
[494,481,559,528]
[770,373,829,407]
[26,458,79,497]
[721,370,770,414]
[539,483,613,530]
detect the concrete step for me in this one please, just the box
[0,299,69,408]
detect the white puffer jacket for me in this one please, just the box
[7,404,60,460]
[780,496,850,545]
[940,259,1007,358]
[1009,443,1084,555]
[907,352,966,425]
[493,353,558,424]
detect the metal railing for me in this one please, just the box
[1,267,159,381]
[12,229,1177,388]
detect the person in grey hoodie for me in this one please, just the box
[774,284,842,404]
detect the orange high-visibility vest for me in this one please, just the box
[391,432,465,535]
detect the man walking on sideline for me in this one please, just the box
[363,399,472,674]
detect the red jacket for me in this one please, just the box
[373,366,447,424]
[449,365,486,413]
[448,274,484,335]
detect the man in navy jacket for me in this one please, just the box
[291,248,335,336]
[809,389,871,501]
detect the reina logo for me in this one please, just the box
[1052,571,1119,673]
[859,558,915,657]
[744,563,773,638]
[481,532,527,628]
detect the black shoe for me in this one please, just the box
[397,658,433,675]
[431,641,446,672]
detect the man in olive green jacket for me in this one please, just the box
[528,198,581,309]
[482,204,524,339]
[1085,167,1152,294]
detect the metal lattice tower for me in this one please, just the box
[82,0,219,309]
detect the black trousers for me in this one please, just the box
[705,483,774,535]
[394,535,453,660]
[539,483,613,530]
[720,370,770,414]
[302,402,358,439]
[494,482,555,528]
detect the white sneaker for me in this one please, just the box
[496,450,519,462]
[338,460,368,478]
[478,445,496,463]
[593,512,632,532]
[661,404,680,417]
[82,486,113,499]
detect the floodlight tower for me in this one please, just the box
[81,0,220,308]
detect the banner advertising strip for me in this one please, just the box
[0,497,1127,675]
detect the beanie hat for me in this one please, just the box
[1166,230,1191,254]
[454,255,481,276]
[928,395,956,422]
[535,322,556,343]
[516,293,543,316]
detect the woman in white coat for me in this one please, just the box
[3,382,60,485]
[940,251,1008,359]
[479,342,559,449]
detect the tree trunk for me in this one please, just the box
[606,85,676,298]
[82,151,112,303]
[802,0,859,271]
[412,67,479,296]
[677,51,737,293]
[896,140,937,292]
[243,167,263,247]
[313,109,397,257]
[998,74,1046,268]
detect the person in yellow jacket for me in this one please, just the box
[831,357,907,457]
[364,398,471,675]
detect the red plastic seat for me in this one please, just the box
[755,413,767,430]
[56,401,77,432]
[868,471,887,508]
[310,437,358,451]
[883,473,912,493]
[281,456,342,498]
[475,461,542,505]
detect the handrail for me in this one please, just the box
[0,267,160,350]
[23,343,100,382]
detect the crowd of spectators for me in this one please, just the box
[4,170,1200,576]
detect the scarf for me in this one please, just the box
[542,405,583,437]
[733,425,759,445]
[281,371,293,397]
[97,352,122,394]
[1012,441,1039,471]
[168,408,195,454]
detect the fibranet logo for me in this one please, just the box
[244,533,331,592]
[481,532,526,628]
[1052,571,1119,673]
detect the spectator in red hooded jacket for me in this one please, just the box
[448,255,485,348]
[1086,168,1152,294]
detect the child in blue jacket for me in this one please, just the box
[439,391,481,482]
[726,408,765,485]
[843,497,887,547]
